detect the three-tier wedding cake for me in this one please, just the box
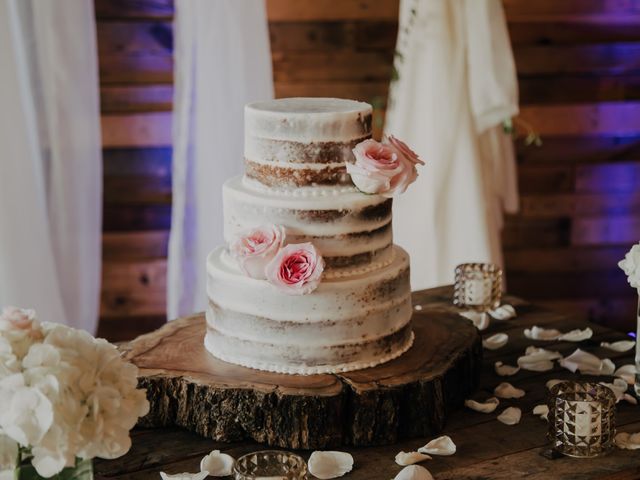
[204,97,423,375]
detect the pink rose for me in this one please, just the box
[0,306,36,330]
[230,225,285,279]
[386,135,425,195]
[265,243,324,295]
[347,137,424,197]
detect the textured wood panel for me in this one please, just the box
[266,0,399,22]
[95,0,173,19]
[101,113,172,147]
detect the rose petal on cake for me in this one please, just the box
[524,326,561,341]
[417,435,456,456]
[559,349,615,376]
[308,451,354,479]
[600,340,636,352]
[533,405,549,421]
[393,465,434,480]
[465,397,500,413]
[558,328,593,342]
[459,311,490,331]
[615,432,640,450]
[615,365,637,385]
[494,361,520,377]
[395,451,431,466]
[494,382,526,399]
[199,450,234,477]
[488,304,517,321]
[497,407,521,426]
[483,333,508,350]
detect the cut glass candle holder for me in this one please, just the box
[547,381,616,458]
[453,263,502,312]
[234,450,308,480]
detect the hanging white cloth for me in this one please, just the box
[0,0,102,333]
[385,0,519,290]
[168,0,274,319]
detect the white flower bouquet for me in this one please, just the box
[0,307,150,479]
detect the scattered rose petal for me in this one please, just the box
[524,326,561,341]
[615,432,640,450]
[393,465,434,480]
[599,378,628,402]
[559,349,615,376]
[517,346,562,372]
[600,340,636,352]
[494,382,525,399]
[546,379,565,390]
[494,361,520,377]
[483,333,509,350]
[533,405,549,421]
[417,436,456,456]
[459,311,490,330]
[615,364,636,385]
[414,305,423,311]
[200,450,234,477]
[558,328,593,342]
[464,397,500,413]
[488,304,516,321]
[497,407,521,426]
[308,451,353,479]
[395,451,431,466]
[624,393,638,405]
[160,472,209,480]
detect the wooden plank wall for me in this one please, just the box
[96,0,640,340]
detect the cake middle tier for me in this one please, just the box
[224,176,394,277]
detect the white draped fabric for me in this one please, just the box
[0,0,102,333]
[385,0,519,290]
[168,0,274,319]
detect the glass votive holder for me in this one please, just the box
[234,450,308,480]
[453,263,502,312]
[547,381,616,458]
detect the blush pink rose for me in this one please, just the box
[348,137,424,197]
[386,135,425,195]
[346,139,401,195]
[0,306,37,331]
[265,243,324,295]
[229,225,285,279]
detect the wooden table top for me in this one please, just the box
[95,286,640,480]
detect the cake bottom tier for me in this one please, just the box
[204,245,414,375]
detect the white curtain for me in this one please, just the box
[0,0,102,333]
[385,0,519,290]
[168,0,274,319]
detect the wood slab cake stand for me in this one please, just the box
[120,297,482,449]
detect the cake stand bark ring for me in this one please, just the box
[120,308,481,449]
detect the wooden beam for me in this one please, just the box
[103,231,170,260]
[515,135,640,165]
[275,81,389,103]
[503,0,640,24]
[572,215,640,246]
[101,85,173,113]
[505,246,628,272]
[95,0,173,20]
[266,0,399,22]
[103,147,172,177]
[103,204,172,231]
[519,192,640,218]
[101,113,172,148]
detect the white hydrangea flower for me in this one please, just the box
[619,243,640,289]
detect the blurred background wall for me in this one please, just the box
[96,0,640,340]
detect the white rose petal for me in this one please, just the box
[533,405,549,421]
[517,346,562,372]
[395,451,431,466]
[615,364,637,385]
[459,311,490,330]
[160,472,209,480]
[488,304,517,321]
[615,432,640,450]
[600,340,635,352]
[546,379,565,390]
[559,349,615,376]
[497,407,521,426]
[393,465,434,480]
[199,450,234,477]
[308,451,353,479]
[417,435,456,456]
[599,378,629,403]
[465,397,500,413]
[524,326,561,341]
[483,333,508,350]
[624,393,638,405]
[619,243,640,289]
[494,382,525,399]
[558,328,593,342]
[494,361,520,377]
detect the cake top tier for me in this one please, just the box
[245,97,372,143]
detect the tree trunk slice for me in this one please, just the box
[120,306,481,449]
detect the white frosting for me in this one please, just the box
[243,176,358,197]
[245,98,372,143]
